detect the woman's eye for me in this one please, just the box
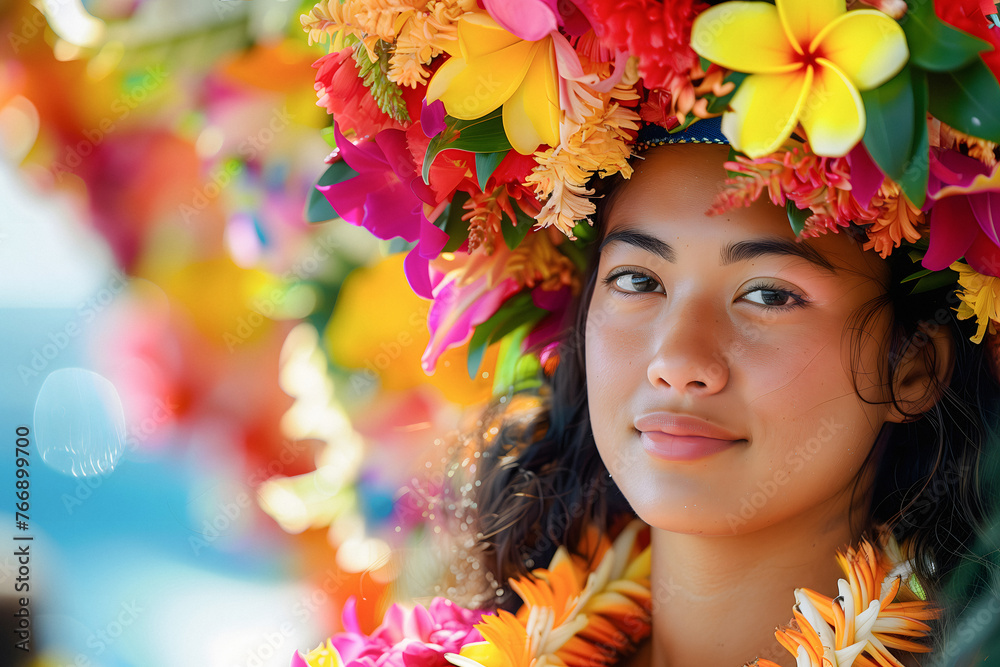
[742,287,802,308]
[612,272,664,294]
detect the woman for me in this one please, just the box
[469,140,998,666]
[292,0,1000,665]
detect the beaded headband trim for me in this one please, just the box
[634,116,729,152]
[302,0,1000,393]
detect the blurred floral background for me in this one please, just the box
[0,1,498,665]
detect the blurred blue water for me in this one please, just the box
[0,308,324,667]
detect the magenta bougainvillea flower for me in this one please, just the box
[319,125,421,239]
[291,597,483,667]
[923,149,1000,277]
[319,125,448,297]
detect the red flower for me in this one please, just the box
[313,49,423,138]
[584,0,706,90]
[933,0,1000,81]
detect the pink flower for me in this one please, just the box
[923,149,1000,277]
[422,249,522,373]
[292,597,483,667]
[319,125,448,297]
[482,0,593,40]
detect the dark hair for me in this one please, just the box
[466,147,1000,637]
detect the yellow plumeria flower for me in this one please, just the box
[691,0,908,158]
[426,11,560,155]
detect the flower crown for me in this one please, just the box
[302,0,1000,393]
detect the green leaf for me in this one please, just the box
[492,323,542,395]
[558,239,590,273]
[305,160,359,223]
[862,66,929,206]
[438,191,471,253]
[862,66,914,183]
[901,268,933,283]
[705,71,748,115]
[900,0,990,72]
[910,268,959,294]
[898,68,929,209]
[786,201,810,236]
[927,59,1000,143]
[422,109,511,183]
[491,302,544,345]
[501,204,535,251]
[571,221,598,243]
[353,41,410,122]
[475,151,508,191]
[320,125,338,148]
[465,293,540,378]
[466,325,493,380]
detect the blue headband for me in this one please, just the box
[633,116,728,153]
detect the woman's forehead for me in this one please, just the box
[600,145,888,281]
[605,144,794,240]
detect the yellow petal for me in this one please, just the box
[426,54,465,103]
[455,642,501,667]
[457,12,523,60]
[813,9,908,90]
[427,39,536,119]
[722,69,813,158]
[503,40,560,154]
[777,0,845,52]
[799,60,864,157]
[691,2,800,74]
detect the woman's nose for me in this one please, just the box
[646,303,730,395]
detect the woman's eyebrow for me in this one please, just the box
[599,229,836,273]
[599,229,675,261]
[721,239,837,273]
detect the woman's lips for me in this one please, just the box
[639,431,740,461]
[634,413,745,462]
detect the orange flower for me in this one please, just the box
[447,521,651,667]
[759,539,938,667]
[862,182,925,258]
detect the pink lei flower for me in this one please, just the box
[292,597,484,667]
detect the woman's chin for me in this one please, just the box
[629,501,756,537]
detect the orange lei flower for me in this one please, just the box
[446,524,938,667]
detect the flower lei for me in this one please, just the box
[291,521,938,667]
[301,0,1000,392]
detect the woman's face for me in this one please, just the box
[586,144,894,535]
